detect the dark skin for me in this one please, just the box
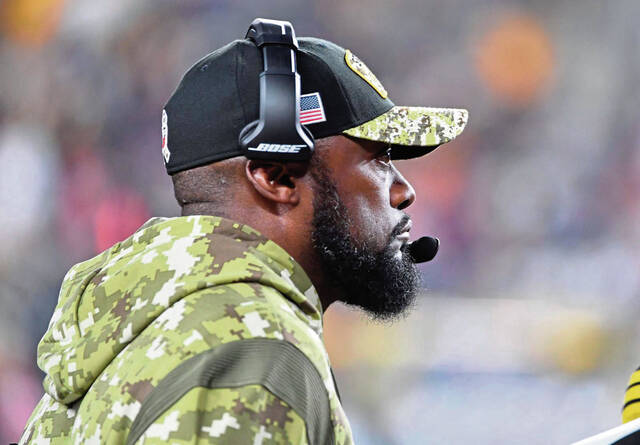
[180,135,416,310]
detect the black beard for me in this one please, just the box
[310,161,421,321]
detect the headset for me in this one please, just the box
[239,18,315,162]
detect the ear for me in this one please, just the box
[245,160,307,205]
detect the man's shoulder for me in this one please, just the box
[99,281,328,387]
[70,282,332,442]
[149,281,326,358]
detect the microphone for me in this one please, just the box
[408,236,440,263]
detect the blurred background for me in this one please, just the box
[0,0,639,443]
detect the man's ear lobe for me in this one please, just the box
[245,160,305,205]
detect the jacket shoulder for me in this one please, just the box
[130,384,308,444]
[127,338,333,444]
[69,282,332,443]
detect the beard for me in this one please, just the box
[310,160,421,321]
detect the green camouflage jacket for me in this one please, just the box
[20,216,353,444]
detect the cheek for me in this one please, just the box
[341,179,394,245]
[337,163,398,246]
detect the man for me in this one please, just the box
[19,19,467,444]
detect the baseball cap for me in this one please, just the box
[162,34,468,175]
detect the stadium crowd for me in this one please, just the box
[1,0,639,443]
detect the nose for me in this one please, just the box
[390,164,416,210]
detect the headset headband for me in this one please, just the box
[238,18,315,161]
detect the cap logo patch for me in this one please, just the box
[300,92,326,125]
[161,109,170,163]
[344,49,388,99]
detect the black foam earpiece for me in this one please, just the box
[408,236,440,263]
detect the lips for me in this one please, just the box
[395,219,412,242]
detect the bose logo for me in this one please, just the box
[248,143,305,153]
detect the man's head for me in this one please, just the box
[165,19,468,316]
[171,134,420,319]
[308,136,421,320]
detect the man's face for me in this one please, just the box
[309,136,421,320]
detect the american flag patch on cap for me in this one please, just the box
[300,92,326,125]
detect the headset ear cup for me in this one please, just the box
[239,20,314,161]
[239,120,260,149]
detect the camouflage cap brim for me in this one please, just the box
[342,106,468,159]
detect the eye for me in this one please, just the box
[376,146,392,166]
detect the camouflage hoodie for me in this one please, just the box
[20,216,353,444]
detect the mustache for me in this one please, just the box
[389,214,411,239]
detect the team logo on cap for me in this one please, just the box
[161,109,170,163]
[344,49,388,99]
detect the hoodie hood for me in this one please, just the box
[37,216,322,404]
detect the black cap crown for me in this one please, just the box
[163,37,394,174]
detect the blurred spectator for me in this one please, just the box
[2,1,640,443]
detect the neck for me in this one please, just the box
[181,202,228,218]
[253,217,341,311]
[179,203,340,311]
